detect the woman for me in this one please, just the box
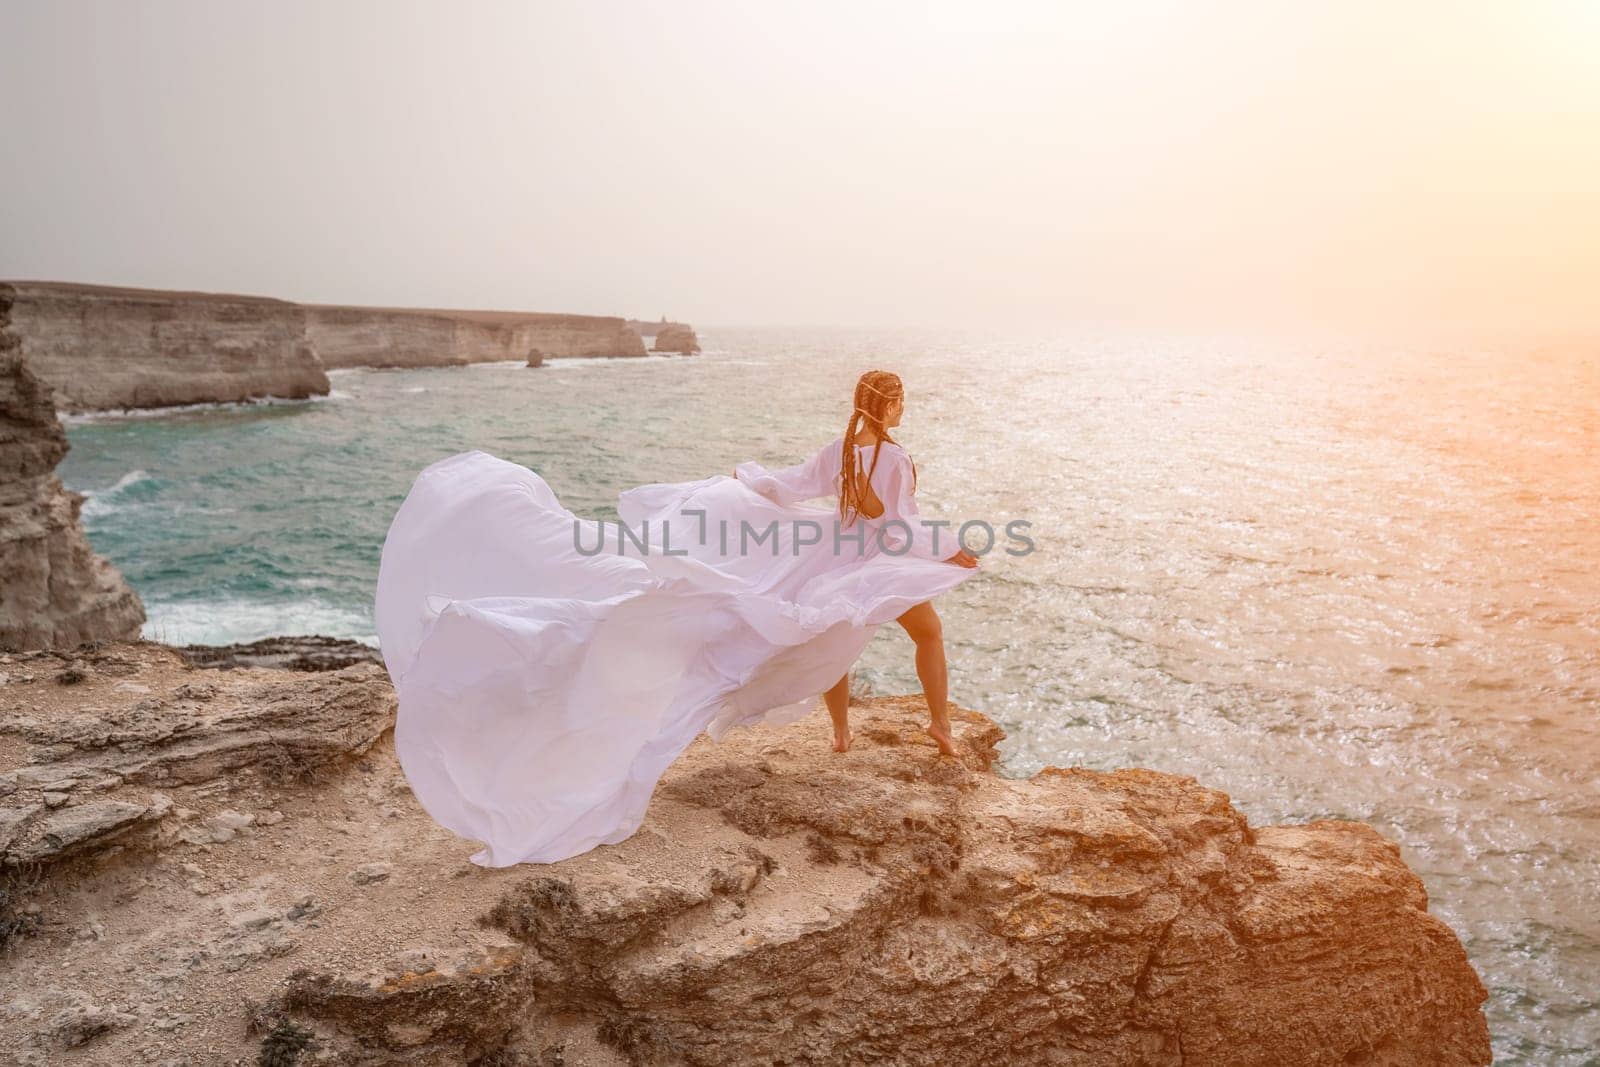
[374,369,979,867]
[731,371,978,755]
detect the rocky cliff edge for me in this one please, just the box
[0,293,145,650]
[0,642,1490,1065]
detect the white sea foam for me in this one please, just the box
[140,598,378,648]
[542,354,679,369]
[80,469,152,518]
[464,359,530,370]
[61,393,334,424]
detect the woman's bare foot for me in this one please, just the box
[832,727,854,753]
[924,723,958,758]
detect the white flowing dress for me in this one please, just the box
[373,436,977,866]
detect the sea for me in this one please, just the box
[59,327,1598,1063]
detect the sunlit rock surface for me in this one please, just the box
[0,643,1489,1065]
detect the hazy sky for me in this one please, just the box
[2,1,1596,334]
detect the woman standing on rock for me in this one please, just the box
[374,369,979,867]
[731,372,979,755]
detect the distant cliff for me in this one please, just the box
[308,305,645,368]
[0,281,328,413]
[652,322,702,353]
[0,282,667,412]
[627,317,687,335]
[0,290,145,649]
[626,317,701,354]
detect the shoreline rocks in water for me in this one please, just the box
[0,294,144,650]
[0,281,682,413]
[0,640,1492,1065]
[651,321,702,354]
[627,316,702,355]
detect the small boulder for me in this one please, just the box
[352,861,392,885]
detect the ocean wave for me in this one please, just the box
[139,597,379,648]
[81,469,155,518]
[61,393,335,424]
[543,354,680,369]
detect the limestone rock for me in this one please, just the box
[351,861,391,885]
[651,322,702,354]
[0,642,394,870]
[0,281,328,413]
[48,994,134,1048]
[0,648,1489,1066]
[307,304,646,367]
[0,294,145,650]
[281,939,527,1052]
[0,281,657,415]
[286,697,1492,1065]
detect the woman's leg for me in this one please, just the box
[896,601,958,757]
[824,672,852,751]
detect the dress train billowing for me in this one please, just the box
[373,438,975,866]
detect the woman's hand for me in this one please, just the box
[945,547,979,568]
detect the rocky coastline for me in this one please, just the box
[0,642,1492,1065]
[306,304,645,369]
[0,294,144,650]
[0,313,1491,1063]
[1,282,685,413]
[626,317,703,354]
[0,282,327,414]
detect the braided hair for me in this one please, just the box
[839,370,917,526]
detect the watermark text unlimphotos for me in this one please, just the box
[574,511,1035,558]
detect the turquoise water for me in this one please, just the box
[61,328,1598,1062]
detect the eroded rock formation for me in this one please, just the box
[651,322,701,354]
[1,281,329,413]
[0,296,144,650]
[0,281,667,412]
[0,643,1490,1065]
